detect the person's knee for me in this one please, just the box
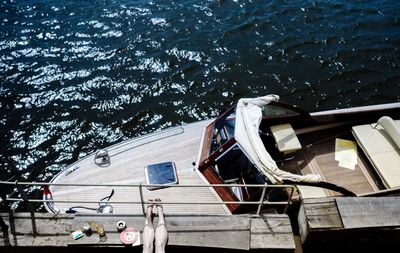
[155,241,166,249]
[143,241,154,252]
[155,241,166,252]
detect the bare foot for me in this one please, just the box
[154,198,164,216]
[147,199,154,207]
[147,199,155,212]
[154,198,162,207]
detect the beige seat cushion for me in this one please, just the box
[378,116,400,149]
[352,124,397,155]
[270,124,302,154]
[352,117,400,189]
[370,152,400,188]
[296,185,329,199]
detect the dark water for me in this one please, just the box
[1,0,400,205]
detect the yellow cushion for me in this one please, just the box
[270,124,302,154]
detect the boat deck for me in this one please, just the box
[50,120,229,215]
[281,127,384,196]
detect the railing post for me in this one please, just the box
[283,187,295,214]
[0,183,11,246]
[0,187,9,234]
[139,182,145,215]
[256,184,268,215]
[0,215,7,231]
[0,215,9,246]
[15,181,37,237]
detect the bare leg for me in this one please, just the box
[155,199,168,253]
[142,202,154,253]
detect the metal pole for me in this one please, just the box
[139,182,145,215]
[15,181,37,237]
[0,184,11,246]
[256,185,268,215]
[0,186,9,234]
[7,197,289,205]
[0,216,9,246]
[0,180,294,188]
[0,216,8,231]
[283,187,295,214]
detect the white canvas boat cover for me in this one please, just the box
[234,94,321,184]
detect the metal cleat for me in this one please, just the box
[94,149,111,166]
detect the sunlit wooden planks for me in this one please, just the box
[50,121,228,215]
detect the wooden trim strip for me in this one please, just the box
[201,166,240,213]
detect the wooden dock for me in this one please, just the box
[3,197,400,252]
[0,212,296,253]
[298,197,400,252]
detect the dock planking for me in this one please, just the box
[0,212,295,252]
[298,197,400,252]
[250,214,295,252]
[336,197,400,229]
[0,212,72,247]
[70,214,251,250]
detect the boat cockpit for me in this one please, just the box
[197,95,318,212]
[197,95,400,213]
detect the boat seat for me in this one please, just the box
[270,124,302,155]
[352,116,400,189]
[379,116,400,149]
[296,185,330,199]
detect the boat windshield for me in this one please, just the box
[210,107,236,154]
[261,103,300,118]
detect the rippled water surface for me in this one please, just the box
[1,0,400,204]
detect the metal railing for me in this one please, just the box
[0,180,297,237]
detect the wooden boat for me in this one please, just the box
[44,95,400,215]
